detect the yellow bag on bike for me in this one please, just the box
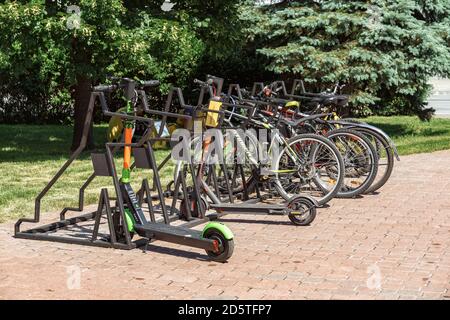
[107,107,127,142]
[205,100,222,128]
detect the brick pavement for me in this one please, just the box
[0,150,449,300]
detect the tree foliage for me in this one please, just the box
[245,0,450,117]
[0,0,233,124]
[1,0,449,128]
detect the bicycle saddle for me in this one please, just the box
[306,94,349,107]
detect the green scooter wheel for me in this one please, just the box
[203,228,234,263]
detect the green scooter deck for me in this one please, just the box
[134,223,217,251]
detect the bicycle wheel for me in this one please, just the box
[325,129,378,198]
[273,134,345,206]
[352,128,395,193]
[212,128,262,195]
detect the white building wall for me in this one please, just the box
[428,78,450,117]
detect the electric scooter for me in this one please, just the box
[101,78,235,262]
[15,77,235,263]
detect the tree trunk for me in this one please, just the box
[71,74,94,151]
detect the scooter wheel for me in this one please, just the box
[204,228,234,263]
[287,197,317,226]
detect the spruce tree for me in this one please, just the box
[247,0,450,117]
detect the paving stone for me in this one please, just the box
[1,150,449,299]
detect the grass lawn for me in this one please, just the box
[1,116,450,223]
[0,124,174,223]
[363,116,450,156]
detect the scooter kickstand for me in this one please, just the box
[142,238,151,254]
[206,213,218,221]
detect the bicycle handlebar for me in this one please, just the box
[104,77,160,89]
[194,78,214,87]
[140,80,160,88]
[93,84,119,92]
